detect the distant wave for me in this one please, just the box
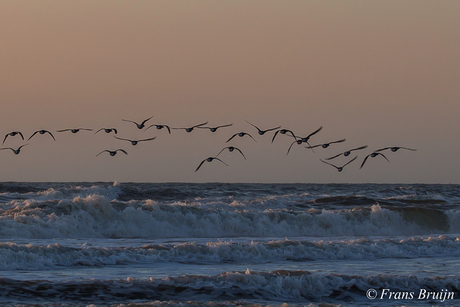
[1,271,459,304]
[1,236,459,270]
[1,191,459,239]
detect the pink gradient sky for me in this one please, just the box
[0,1,459,183]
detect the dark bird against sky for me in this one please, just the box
[325,145,368,160]
[320,156,357,172]
[173,122,208,133]
[3,131,24,144]
[246,121,281,135]
[195,157,228,172]
[114,136,157,146]
[122,116,153,129]
[96,149,128,157]
[216,146,246,160]
[145,124,172,134]
[28,130,56,141]
[199,123,233,132]
[226,132,257,143]
[94,128,118,135]
[0,144,28,155]
[360,152,390,169]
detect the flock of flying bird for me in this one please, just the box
[0,116,416,173]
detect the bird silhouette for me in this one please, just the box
[94,128,118,135]
[286,126,323,154]
[122,116,153,129]
[173,122,208,133]
[360,152,390,169]
[306,139,346,149]
[57,128,93,133]
[28,130,56,141]
[145,124,172,134]
[96,149,128,157]
[0,144,28,155]
[325,145,368,160]
[226,132,257,143]
[216,146,246,159]
[290,126,323,147]
[195,157,228,172]
[3,131,24,144]
[246,121,281,135]
[114,136,156,146]
[375,146,417,153]
[320,156,357,172]
[271,129,297,143]
[199,124,233,132]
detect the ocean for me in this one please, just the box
[0,182,459,306]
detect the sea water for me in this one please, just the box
[0,182,459,306]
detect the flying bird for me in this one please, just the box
[246,121,281,135]
[271,129,297,143]
[3,131,24,144]
[286,126,323,154]
[114,136,156,146]
[325,145,368,160]
[57,128,93,133]
[216,146,246,159]
[375,146,417,153]
[360,152,390,169]
[122,116,153,129]
[291,126,323,147]
[199,124,233,132]
[146,124,172,134]
[226,132,257,143]
[173,122,208,133]
[306,139,346,149]
[286,139,304,155]
[0,144,28,155]
[320,156,357,172]
[96,149,128,157]
[94,128,118,135]
[195,157,228,172]
[28,130,56,141]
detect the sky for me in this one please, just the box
[0,1,459,183]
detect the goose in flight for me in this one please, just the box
[226,132,257,143]
[3,131,24,144]
[216,146,246,159]
[375,146,417,153]
[0,144,28,155]
[57,128,93,133]
[173,122,208,133]
[320,156,357,172]
[28,130,56,141]
[246,121,281,135]
[96,149,128,157]
[146,124,172,134]
[114,136,156,146]
[271,129,297,143]
[199,123,233,132]
[306,139,346,150]
[291,126,323,147]
[325,145,368,160]
[195,157,228,172]
[360,152,390,169]
[122,116,153,129]
[286,126,323,154]
[94,128,118,135]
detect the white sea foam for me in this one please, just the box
[1,235,459,270]
[0,192,457,239]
